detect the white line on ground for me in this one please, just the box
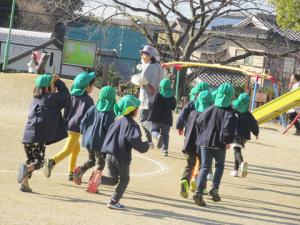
[0,153,167,178]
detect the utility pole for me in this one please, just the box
[2,0,17,71]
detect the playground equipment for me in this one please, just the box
[252,88,300,124]
[162,62,300,127]
[162,62,278,111]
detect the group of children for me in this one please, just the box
[17,66,260,209]
[17,71,178,210]
[177,82,259,206]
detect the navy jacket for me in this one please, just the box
[148,93,176,126]
[176,101,195,130]
[101,116,149,166]
[22,79,70,145]
[80,106,115,152]
[196,105,237,150]
[236,111,259,140]
[64,93,94,133]
[182,110,201,153]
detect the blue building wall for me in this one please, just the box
[65,25,147,60]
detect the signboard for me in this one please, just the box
[62,39,97,68]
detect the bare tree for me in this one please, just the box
[84,1,275,61]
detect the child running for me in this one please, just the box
[231,93,259,177]
[194,83,237,207]
[18,74,70,192]
[73,86,116,185]
[100,95,149,209]
[180,90,213,198]
[44,72,95,181]
[148,78,176,156]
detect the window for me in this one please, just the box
[283,57,295,73]
[235,49,254,66]
[49,52,54,67]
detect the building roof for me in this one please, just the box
[0,28,63,65]
[209,14,300,42]
[192,67,247,87]
[0,28,54,64]
[198,38,226,54]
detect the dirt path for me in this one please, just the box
[0,73,300,225]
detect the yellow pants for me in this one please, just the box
[53,131,80,173]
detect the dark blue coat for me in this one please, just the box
[80,106,115,152]
[176,101,195,130]
[101,116,149,166]
[182,110,201,153]
[64,93,94,133]
[22,79,70,145]
[196,105,237,150]
[236,111,259,140]
[148,93,176,126]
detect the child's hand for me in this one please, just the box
[53,74,59,81]
[178,129,184,135]
[225,144,231,150]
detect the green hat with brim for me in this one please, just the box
[114,95,141,116]
[232,93,250,113]
[214,83,235,108]
[96,86,116,112]
[159,78,173,98]
[189,82,210,101]
[195,90,213,113]
[70,72,95,96]
[35,74,54,88]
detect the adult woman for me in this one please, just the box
[131,45,164,145]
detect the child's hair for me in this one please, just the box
[150,57,157,64]
[125,109,138,118]
[33,87,50,98]
[89,78,96,86]
[293,73,300,82]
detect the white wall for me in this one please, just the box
[7,43,62,74]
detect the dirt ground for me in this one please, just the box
[0,73,300,225]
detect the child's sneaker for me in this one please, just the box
[240,162,248,178]
[209,188,221,202]
[68,172,74,181]
[180,179,189,198]
[44,158,55,178]
[190,179,196,192]
[193,194,206,207]
[107,200,125,210]
[207,173,213,181]
[230,170,239,177]
[157,134,163,149]
[162,149,168,157]
[73,166,83,185]
[20,184,32,193]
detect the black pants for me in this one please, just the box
[101,154,130,202]
[288,112,300,131]
[233,146,243,171]
[24,143,46,177]
[80,150,106,173]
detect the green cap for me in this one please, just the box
[35,74,53,88]
[232,93,250,113]
[214,83,235,108]
[159,79,173,98]
[114,95,141,116]
[189,82,209,101]
[195,90,213,112]
[96,86,116,112]
[70,72,95,96]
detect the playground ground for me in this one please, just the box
[0,73,300,225]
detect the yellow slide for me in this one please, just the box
[252,88,300,125]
